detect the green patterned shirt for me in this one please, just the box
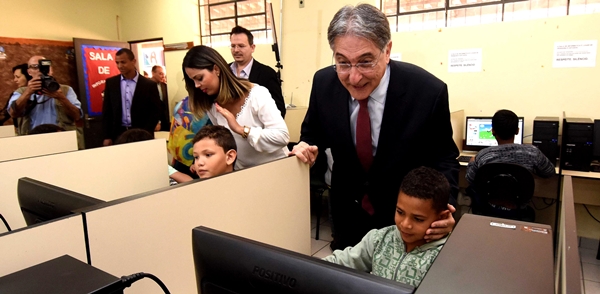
[323,225,447,287]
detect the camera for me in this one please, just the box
[38,59,60,92]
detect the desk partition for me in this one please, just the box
[0,131,78,162]
[0,139,168,232]
[285,106,308,143]
[417,214,554,293]
[84,157,310,294]
[560,171,600,239]
[0,125,15,138]
[555,176,583,294]
[450,109,464,152]
[0,215,87,277]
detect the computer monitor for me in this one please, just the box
[17,177,105,226]
[465,116,524,151]
[192,226,415,294]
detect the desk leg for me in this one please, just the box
[597,238,600,260]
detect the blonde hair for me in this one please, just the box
[182,45,252,117]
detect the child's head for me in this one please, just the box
[114,128,153,144]
[192,125,237,179]
[395,166,450,250]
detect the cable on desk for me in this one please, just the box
[583,205,600,224]
[91,272,171,294]
[0,214,12,232]
[531,198,555,210]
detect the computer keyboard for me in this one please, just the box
[457,155,473,163]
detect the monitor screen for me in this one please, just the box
[465,116,524,151]
[17,177,105,226]
[192,226,415,294]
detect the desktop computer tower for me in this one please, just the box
[561,117,593,171]
[533,117,559,163]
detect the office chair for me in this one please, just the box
[472,163,536,222]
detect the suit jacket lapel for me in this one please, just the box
[112,76,123,121]
[373,61,409,167]
[131,74,144,106]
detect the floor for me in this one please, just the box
[310,213,333,258]
[308,196,600,293]
[580,237,600,293]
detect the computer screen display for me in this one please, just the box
[192,226,415,294]
[17,177,105,226]
[465,116,524,150]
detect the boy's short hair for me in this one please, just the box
[492,109,519,140]
[115,128,154,145]
[192,125,237,152]
[400,166,450,212]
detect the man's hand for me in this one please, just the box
[155,122,161,131]
[43,88,67,101]
[424,204,456,242]
[103,139,113,146]
[24,77,42,96]
[289,141,318,165]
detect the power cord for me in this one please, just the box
[0,214,12,232]
[583,205,600,224]
[530,198,555,210]
[91,272,171,293]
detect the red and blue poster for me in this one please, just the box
[80,45,121,116]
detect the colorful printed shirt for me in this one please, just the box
[167,97,211,167]
[323,225,447,287]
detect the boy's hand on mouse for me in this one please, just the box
[424,204,456,242]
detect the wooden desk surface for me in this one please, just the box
[417,214,554,294]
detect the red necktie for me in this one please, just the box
[356,98,374,215]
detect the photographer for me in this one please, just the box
[8,55,82,135]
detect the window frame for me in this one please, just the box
[199,0,272,46]
[381,0,577,31]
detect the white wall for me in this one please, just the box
[1,0,119,41]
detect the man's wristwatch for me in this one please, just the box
[242,126,250,138]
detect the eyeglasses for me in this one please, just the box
[28,64,39,70]
[333,51,383,74]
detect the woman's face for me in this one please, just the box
[13,69,28,87]
[185,65,221,96]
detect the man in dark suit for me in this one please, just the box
[151,65,171,131]
[291,4,460,250]
[102,48,162,146]
[229,26,286,118]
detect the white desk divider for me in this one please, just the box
[85,157,311,294]
[0,139,168,232]
[0,125,15,138]
[0,131,78,162]
[0,215,87,277]
[450,109,464,152]
[555,176,583,294]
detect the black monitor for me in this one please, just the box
[465,116,524,151]
[17,177,105,226]
[594,119,600,159]
[192,226,415,294]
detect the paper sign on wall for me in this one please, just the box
[553,40,597,68]
[448,48,482,73]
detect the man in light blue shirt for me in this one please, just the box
[9,55,82,134]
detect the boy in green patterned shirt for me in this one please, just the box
[323,166,451,287]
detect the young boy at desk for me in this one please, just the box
[192,125,237,179]
[323,166,451,287]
